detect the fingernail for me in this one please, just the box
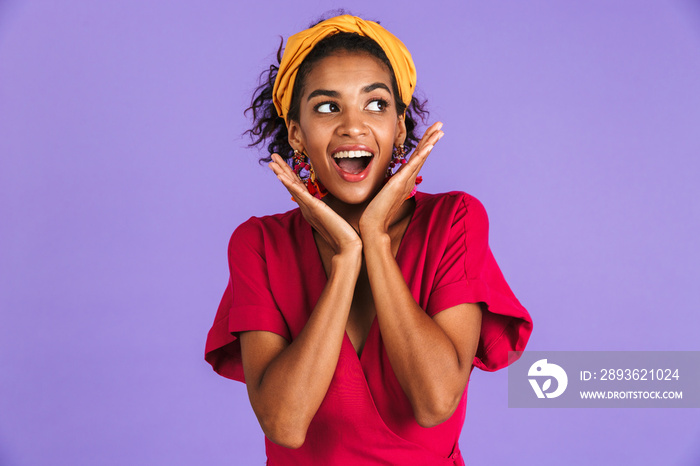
[437,122,443,130]
[425,144,434,152]
[437,131,445,140]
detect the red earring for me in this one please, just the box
[386,144,407,178]
[292,150,327,199]
[386,144,422,198]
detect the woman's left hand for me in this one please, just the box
[359,121,444,236]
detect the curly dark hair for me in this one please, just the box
[244,29,429,165]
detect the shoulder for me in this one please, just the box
[415,191,488,229]
[229,207,302,253]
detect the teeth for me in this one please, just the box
[333,150,373,159]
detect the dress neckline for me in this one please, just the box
[298,193,425,361]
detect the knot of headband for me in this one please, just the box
[273,15,417,124]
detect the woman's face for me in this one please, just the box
[287,51,406,205]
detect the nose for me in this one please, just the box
[336,106,368,137]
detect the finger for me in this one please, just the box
[403,127,444,176]
[416,122,443,146]
[409,123,443,164]
[268,153,297,179]
[268,154,311,195]
[267,154,286,176]
[269,161,310,204]
[270,153,311,190]
[268,160,289,180]
[281,174,315,204]
[269,162,299,192]
[277,153,299,176]
[414,122,444,153]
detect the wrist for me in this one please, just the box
[331,248,362,274]
[360,230,391,253]
[358,214,387,236]
[358,217,388,237]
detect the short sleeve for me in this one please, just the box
[204,218,292,382]
[425,194,532,372]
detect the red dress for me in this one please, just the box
[205,191,533,465]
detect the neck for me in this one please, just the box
[323,196,368,231]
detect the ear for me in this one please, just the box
[287,120,305,152]
[394,113,407,147]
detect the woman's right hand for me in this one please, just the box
[269,153,362,257]
[243,156,363,449]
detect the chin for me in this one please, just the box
[325,180,381,206]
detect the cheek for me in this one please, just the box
[382,120,402,147]
[299,120,330,147]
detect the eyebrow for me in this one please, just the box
[362,82,391,94]
[306,82,392,101]
[307,89,339,101]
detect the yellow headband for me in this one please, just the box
[273,15,416,124]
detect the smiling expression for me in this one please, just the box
[287,51,407,205]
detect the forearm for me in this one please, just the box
[362,232,474,426]
[243,252,361,447]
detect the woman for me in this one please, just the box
[205,14,532,465]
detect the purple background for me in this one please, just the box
[1,1,699,465]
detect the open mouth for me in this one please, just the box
[332,150,373,175]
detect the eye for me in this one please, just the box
[315,102,339,113]
[366,99,389,112]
